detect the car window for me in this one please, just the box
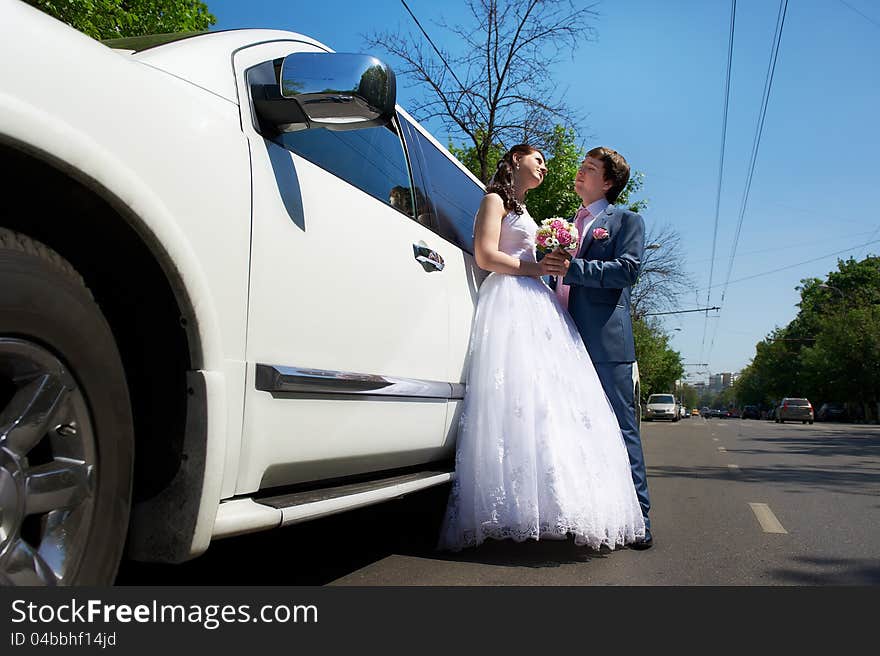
[399,118,483,253]
[786,399,810,406]
[648,395,674,404]
[247,60,415,219]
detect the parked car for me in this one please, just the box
[742,405,760,419]
[816,402,849,422]
[6,5,657,586]
[776,398,814,424]
[680,405,689,419]
[644,394,679,421]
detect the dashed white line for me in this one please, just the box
[727,464,740,471]
[749,503,788,534]
[717,446,727,453]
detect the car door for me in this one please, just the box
[233,43,452,493]
[397,112,486,448]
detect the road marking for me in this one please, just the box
[749,503,788,534]
[712,437,719,442]
[717,446,727,453]
[727,463,739,470]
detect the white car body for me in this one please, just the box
[0,2,640,579]
[644,394,678,421]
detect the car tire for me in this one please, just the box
[0,228,133,585]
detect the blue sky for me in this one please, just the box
[207,0,879,382]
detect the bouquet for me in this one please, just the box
[535,217,579,255]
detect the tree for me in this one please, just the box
[633,316,683,403]
[450,125,651,222]
[739,255,880,420]
[26,0,215,40]
[630,222,693,320]
[366,0,597,183]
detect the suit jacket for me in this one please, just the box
[558,204,645,363]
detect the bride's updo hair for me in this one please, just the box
[486,144,541,215]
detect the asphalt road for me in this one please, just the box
[117,417,880,585]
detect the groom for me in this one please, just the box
[546,147,653,549]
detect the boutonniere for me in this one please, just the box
[592,227,610,240]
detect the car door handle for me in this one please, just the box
[413,243,444,272]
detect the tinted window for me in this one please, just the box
[402,121,483,253]
[786,399,810,406]
[248,61,414,219]
[279,126,414,217]
[648,395,675,404]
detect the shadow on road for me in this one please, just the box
[117,487,452,586]
[433,537,608,569]
[645,464,879,497]
[766,555,880,585]
[742,429,880,459]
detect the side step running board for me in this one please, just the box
[212,470,453,539]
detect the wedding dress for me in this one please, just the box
[438,207,646,551]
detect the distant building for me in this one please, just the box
[709,372,735,394]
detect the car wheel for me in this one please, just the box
[0,229,133,585]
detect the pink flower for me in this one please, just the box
[556,229,572,245]
[536,234,548,246]
[592,227,610,240]
[550,219,564,229]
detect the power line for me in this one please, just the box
[686,228,879,267]
[839,0,880,30]
[707,0,788,365]
[720,0,788,305]
[693,237,880,293]
[400,0,478,118]
[699,0,736,367]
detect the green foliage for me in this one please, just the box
[448,129,506,186]
[679,383,700,409]
[523,126,584,221]
[616,170,649,214]
[450,125,648,222]
[633,317,684,403]
[26,0,216,39]
[735,255,880,418]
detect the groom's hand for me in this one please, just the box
[540,250,570,277]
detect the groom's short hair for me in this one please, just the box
[588,147,630,204]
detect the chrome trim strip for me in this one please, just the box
[255,364,465,399]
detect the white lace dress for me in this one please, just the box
[438,208,646,551]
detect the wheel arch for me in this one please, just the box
[0,137,226,563]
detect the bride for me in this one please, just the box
[438,144,646,551]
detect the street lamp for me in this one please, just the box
[818,283,845,299]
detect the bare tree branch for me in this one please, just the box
[631,223,695,320]
[364,0,598,182]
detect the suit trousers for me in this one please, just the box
[593,362,651,528]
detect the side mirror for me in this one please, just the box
[253,52,396,133]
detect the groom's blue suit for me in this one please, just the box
[557,204,651,529]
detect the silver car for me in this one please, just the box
[775,398,814,424]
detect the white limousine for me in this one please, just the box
[0,0,491,585]
[0,1,641,585]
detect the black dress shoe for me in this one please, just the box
[631,528,653,550]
